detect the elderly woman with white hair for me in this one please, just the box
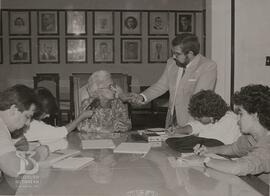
[78,70,131,133]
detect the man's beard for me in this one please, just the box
[174,58,188,68]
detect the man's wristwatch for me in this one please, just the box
[203,157,211,168]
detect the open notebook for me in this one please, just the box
[52,157,94,170]
[113,142,151,155]
[81,139,115,149]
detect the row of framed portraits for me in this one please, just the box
[5,37,169,64]
[6,10,195,36]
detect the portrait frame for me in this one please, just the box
[9,38,31,64]
[93,38,114,63]
[9,11,30,35]
[148,12,169,35]
[38,11,59,35]
[121,11,141,35]
[38,38,59,64]
[93,11,114,35]
[66,11,87,35]
[148,38,169,63]
[0,11,2,35]
[175,12,195,35]
[0,39,2,64]
[121,38,142,63]
[66,38,87,63]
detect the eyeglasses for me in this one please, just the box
[172,51,185,58]
[99,83,117,90]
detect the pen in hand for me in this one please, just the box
[194,143,206,155]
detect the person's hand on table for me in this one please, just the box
[193,144,208,156]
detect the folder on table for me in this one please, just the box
[113,142,151,155]
[81,139,115,149]
[52,157,94,170]
[43,149,81,165]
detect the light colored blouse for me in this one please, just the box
[78,98,131,133]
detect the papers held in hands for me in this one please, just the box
[52,157,94,170]
[113,142,151,155]
[81,139,116,149]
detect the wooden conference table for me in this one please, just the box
[12,131,268,196]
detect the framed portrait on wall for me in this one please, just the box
[93,11,114,35]
[121,38,141,63]
[66,38,87,63]
[9,11,30,35]
[94,38,114,63]
[10,38,31,64]
[0,39,2,64]
[148,38,169,63]
[175,12,195,34]
[66,11,86,35]
[121,12,141,35]
[148,12,169,35]
[38,11,59,35]
[38,38,59,63]
[0,11,2,35]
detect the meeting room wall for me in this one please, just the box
[234,0,270,92]
[0,0,205,99]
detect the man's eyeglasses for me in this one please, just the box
[172,51,185,58]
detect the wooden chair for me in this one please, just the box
[33,73,61,125]
[69,73,132,120]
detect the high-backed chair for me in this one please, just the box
[70,73,132,120]
[33,73,61,125]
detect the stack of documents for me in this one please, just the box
[81,139,116,149]
[43,149,81,166]
[113,142,151,155]
[52,157,94,170]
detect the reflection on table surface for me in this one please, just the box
[9,131,266,195]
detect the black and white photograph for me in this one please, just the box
[9,38,31,63]
[38,38,59,63]
[94,38,114,63]
[0,1,270,196]
[175,12,194,34]
[66,38,87,63]
[148,12,169,35]
[9,11,30,35]
[121,38,141,63]
[121,12,141,35]
[0,39,2,63]
[38,11,59,35]
[93,11,114,35]
[66,11,86,35]
[148,38,169,63]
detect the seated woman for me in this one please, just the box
[173,90,240,144]
[78,70,131,133]
[190,84,270,176]
[23,87,93,151]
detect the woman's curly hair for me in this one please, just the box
[233,84,270,130]
[188,90,229,122]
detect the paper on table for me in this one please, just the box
[113,142,151,155]
[42,149,81,166]
[81,139,115,149]
[52,157,94,170]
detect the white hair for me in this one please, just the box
[87,70,112,98]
